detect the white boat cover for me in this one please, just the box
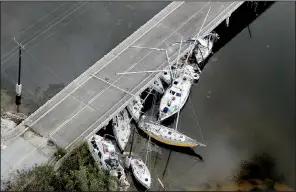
[130,158,151,189]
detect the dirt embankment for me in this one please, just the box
[198,153,294,191]
[1,89,27,145]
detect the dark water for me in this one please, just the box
[146,2,295,190]
[1,1,169,114]
[1,1,295,190]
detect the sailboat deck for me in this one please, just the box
[141,121,198,147]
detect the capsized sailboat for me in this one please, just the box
[138,115,202,148]
[181,32,219,64]
[112,109,131,151]
[88,135,130,188]
[127,96,143,123]
[158,65,199,121]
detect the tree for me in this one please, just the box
[2,142,119,191]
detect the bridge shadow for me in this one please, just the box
[199,1,275,70]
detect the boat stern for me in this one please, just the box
[142,177,152,189]
[185,136,206,148]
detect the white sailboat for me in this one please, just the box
[158,66,198,122]
[112,109,131,151]
[178,32,219,65]
[88,135,130,188]
[138,115,203,148]
[130,157,152,189]
[160,70,171,85]
[151,77,165,94]
[191,32,219,64]
[125,117,152,190]
[127,96,143,123]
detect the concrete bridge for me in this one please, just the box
[1,1,243,181]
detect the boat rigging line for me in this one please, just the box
[130,45,171,65]
[175,110,180,131]
[176,36,183,65]
[172,36,183,80]
[116,69,170,75]
[118,35,185,80]
[186,4,212,63]
[188,96,205,145]
[91,74,137,98]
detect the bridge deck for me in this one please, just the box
[2,1,243,180]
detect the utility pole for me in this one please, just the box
[13,38,24,113]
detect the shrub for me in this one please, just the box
[3,142,118,191]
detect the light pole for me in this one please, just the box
[13,38,23,112]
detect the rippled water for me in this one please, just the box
[146,2,295,190]
[1,1,169,114]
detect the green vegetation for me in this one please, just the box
[2,142,118,191]
[54,147,67,160]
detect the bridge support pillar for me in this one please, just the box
[226,14,231,27]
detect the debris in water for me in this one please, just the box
[206,90,212,98]
[211,57,218,62]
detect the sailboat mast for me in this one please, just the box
[117,69,170,75]
[176,36,183,66]
[128,125,136,158]
[145,135,151,164]
[162,150,172,179]
[186,5,212,63]
[175,110,180,131]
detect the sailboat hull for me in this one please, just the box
[158,88,190,122]
[142,129,196,148]
[160,71,171,84]
[138,121,198,148]
[112,109,131,151]
[158,75,192,121]
[151,77,164,94]
[130,158,151,189]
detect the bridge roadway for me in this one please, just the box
[1,1,243,180]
